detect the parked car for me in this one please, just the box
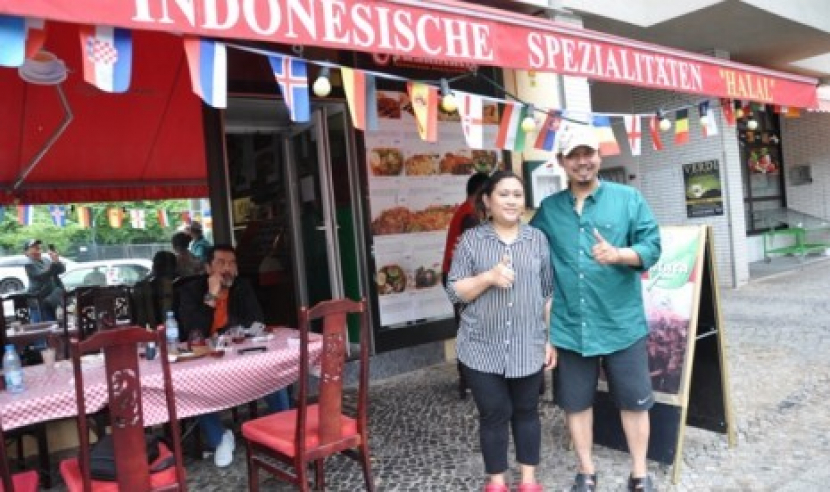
[0,255,78,295]
[60,259,153,291]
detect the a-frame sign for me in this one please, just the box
[592,225,736,483]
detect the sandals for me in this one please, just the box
[570,473,597,492]
[628,475,655,492]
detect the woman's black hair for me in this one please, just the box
[151,251,178,278]
[474,170,524,219]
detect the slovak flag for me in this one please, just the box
[457,91,484,149]
[268,55,310,123]
[79,25,132,93]
[623,114,642,156]
[49,205,66,227]
[533,110,562,152]
[17,205,33,226]
[183,36,227,108]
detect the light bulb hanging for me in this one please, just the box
[312,66,332,98]
[521,104,537,133]
[439,78,457,113]
[657,110,671,132]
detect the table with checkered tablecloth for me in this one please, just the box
[0,327,322,430]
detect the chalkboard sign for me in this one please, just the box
[593,225,736,483]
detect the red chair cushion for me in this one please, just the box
[0,470,40,492]
[242,404,358,457]
[59,441,183,492]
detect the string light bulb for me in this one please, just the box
[312,66,332,98]
[747,118,758,130]
[521,104,537,133]
[439,78,457,113]
[658,110,672,132]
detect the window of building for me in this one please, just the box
[738,104,785,234]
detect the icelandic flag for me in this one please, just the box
[458,91,484,149]
[533,110,562,152]
[341,67,378,131]
[49,205,67,227]
[494,102,525,151]
[623,114,642,156]
[0,15,25,67]
[591,115,620,156]
[17,205,33,226]
[79,25,132,93]
[157,209,170,228]
[183,36,227,108]
[268,55,310,123]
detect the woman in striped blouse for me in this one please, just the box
[446,171,556,492]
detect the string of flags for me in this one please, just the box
[1,205,195,229]
[0,14,805,156]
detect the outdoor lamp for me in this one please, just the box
[521,104,537,133]
[312,66,332,98]
[439,78,458,113]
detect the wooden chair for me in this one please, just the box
[241,298,374,492]
[59,325,186,492]
[3,294,41,325]
[0,418,40,492]
[62,286,133,358]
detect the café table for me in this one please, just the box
[0,327,322,431]
[4,321,69,353]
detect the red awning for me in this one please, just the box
[0,0,819,108]
[0,22,207,205]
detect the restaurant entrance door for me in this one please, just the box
[283,106,367,324]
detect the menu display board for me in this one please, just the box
[366,90,501,327]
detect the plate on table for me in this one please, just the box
[169,351,205,363]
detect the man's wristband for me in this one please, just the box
[203,292,218,303]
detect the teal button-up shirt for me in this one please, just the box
[530,181,661,356]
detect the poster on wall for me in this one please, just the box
[683,160,723,218]
[366,90,503,328]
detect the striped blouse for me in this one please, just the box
[446,222,553,378]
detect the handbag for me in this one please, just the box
[89,434,174,481]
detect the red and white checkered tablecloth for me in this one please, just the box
[0,328,322,431]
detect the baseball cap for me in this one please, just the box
[190,221,203,232]
[23,239,42,250]
[558,124,600,157]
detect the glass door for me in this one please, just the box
[284,105,365,311]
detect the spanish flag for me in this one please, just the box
[77,206,92,228]
[407,81,439,142]
[107,207,124,228]
[674,109,689,145]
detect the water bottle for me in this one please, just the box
[3,345,25,393]
[165,312,179,356]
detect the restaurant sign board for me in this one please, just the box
[0,0,818,108]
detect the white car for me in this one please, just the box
[0,255,78,295]
[60,259,153,291]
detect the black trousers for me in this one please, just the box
[461,364,544,474]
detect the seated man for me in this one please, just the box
[177,244,289,468]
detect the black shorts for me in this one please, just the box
[553,336,653,412]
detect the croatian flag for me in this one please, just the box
[268,55,310,123]
[79,25,132,93]
[49,205,66,227]
[17,205,33,226]
[458,91,484,149]
[183,36,227,108]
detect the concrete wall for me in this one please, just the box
[781,111,830,219]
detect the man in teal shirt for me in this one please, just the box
[531,125,661,492]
